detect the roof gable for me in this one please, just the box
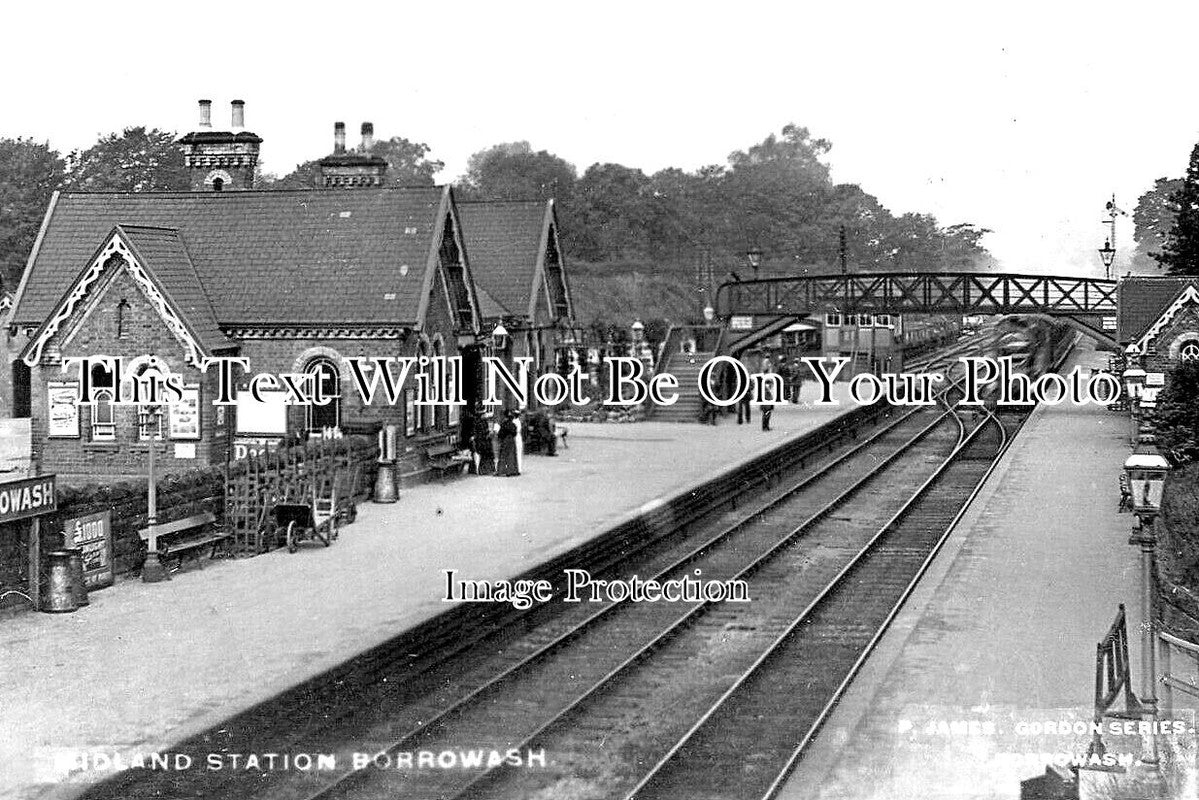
[1118,276,1199,343]
[21,226,230,366]
[11,187,451,329]
[1130,284,1199,355]
[457,200,553,319]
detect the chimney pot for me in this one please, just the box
[360,122,375,152]
[334,122,346,154]
[231,99,245,129]
[198,99,212,128]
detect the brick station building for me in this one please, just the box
[1118,276,1199,417]
[5,186,485,484]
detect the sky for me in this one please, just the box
[3,0,1197,277]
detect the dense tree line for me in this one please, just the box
[1133,142,1199,276]
[0,123,994,306]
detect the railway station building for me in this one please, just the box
[5,187,483,485]
[1118,275,1199,417]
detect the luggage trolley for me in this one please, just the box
[274,486,339,554]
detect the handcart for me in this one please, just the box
[274,487,339,554]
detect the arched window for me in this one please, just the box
[90,362,115,441]
[211,177,224,192]
[305,357,341,432]
[1181,341,1199,362]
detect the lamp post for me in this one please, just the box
[139,406,168,583]
[630,319,644,358]
[1098,239,1117,281]
[1124,367,1147,445]
[1124,436,1172,775]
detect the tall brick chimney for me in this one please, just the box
[318,121,387,189]
[177,97,262,191]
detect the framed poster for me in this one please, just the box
[236,389,289,436]
[47,382,79,438]
[63,510,113,590]
[169,385,201,440]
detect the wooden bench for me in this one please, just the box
[426,442,472,481]
[138,512,231,571]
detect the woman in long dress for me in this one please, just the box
[473,412,495,475]
[495,412,520,477]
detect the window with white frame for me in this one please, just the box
[1181,341,1199,362]
[825,312,841,327]
[90,362,115,442]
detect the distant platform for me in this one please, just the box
[780,340,1148,800]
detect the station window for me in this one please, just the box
[825,312,841,327]
[875,314,891,328]
[90,363,115,442]
[305,357,341,432]
[845,314,858,326]
[1181,341,1199,362]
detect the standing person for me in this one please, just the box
[760,356,776,431]
[495,411,520,477]
[789,357,804,403]
[472,409,495,475]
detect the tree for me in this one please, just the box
[1154,143,1199,276]
[1156,360,1199,465]
[372,137,443,186]
[0,138,64,293]
[458,141,577,203]
[1134,177,1182,271]
[63,127,189,192]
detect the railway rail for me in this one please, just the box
[81,337,1050,800]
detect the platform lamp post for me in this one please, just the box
[139,405,169,583]
[1124,436,1172,776]
[1098,239,1117,281]
[1124,366,1147,445]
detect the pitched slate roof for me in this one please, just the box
[117,225,232,353]
[1117,276,1199,343]
[457,200,551,319]
[11,187,451,328]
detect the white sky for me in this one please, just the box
[3,0,1196,277]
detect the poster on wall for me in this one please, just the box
[63,510,113,590]
[47,382,79,438]
[235,389,289,436]
[169,385,201,440]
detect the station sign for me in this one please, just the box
[1102,316,1117,331]
[1145,372,1166,387]
[0,474,56,525]
[729,315,755,331]
[233,437,282,460]
[64,510,114,589]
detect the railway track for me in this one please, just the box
[80,341,1020,800]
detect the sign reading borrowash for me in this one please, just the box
[0,475,57,525]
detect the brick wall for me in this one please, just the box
[31,269,225,482]
[1143,303,1199,374]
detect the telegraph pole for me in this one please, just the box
[839,225,848,275]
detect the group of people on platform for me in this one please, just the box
[465,407,559,478]
[701,352,807,430]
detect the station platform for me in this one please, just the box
[782,340,1162,799]
[0,386,855,799]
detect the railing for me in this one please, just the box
[1159,630,1199,713]
[717,272,1119,318]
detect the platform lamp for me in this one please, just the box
[629,319,645,358]
[1125,435,1172,771]
[746,246,764,277]
[492,322,510,353]
[1124,366,1147,445]
[139,405,169,583]
[1098,239,1117,281]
